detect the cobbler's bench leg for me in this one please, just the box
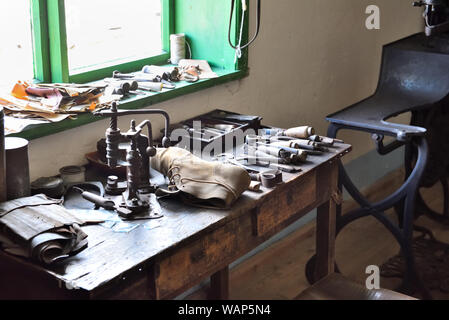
[315,199,337,281]
[314,160,339,281]
[326,123,432,299]
[209,266,229,300]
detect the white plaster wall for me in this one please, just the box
[28,0,423,180]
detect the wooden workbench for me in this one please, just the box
[0,143,351,300]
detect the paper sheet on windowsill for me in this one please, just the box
[4,113,72,134]
[178,59,219,79]
[4,116,48,134]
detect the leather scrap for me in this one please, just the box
[0,194,89,265]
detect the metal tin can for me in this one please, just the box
[5,137,30,200]
[59,165,86,185]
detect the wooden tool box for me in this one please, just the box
[166,109,263,151]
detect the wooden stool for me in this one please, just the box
[295,273,417,300]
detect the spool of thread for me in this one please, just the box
[0,107,6,202]
[170,33,186,65]
[5,137,30,200]
[59,165,86,185]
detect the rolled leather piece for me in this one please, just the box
[0,195,89,265]
[152,147,251,209]
[30,224,88,265]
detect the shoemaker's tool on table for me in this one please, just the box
[71,186,132,217]
[270,139,329,152]
[90,102,171,219]
[308,135,344,145]
[112,70,176,89]
[246,128,344,154]
[244,139,308,165]
[261,126,315,139]
[255,142,309,161]
[257,126,337,153]
[251,144,307,164]
[245,134,311,156]
[215,153,283,189]
[234,154,300,173]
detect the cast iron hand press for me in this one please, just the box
[92,102,171,219]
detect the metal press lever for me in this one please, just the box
[94,102,171,168]
[72,186,133,217]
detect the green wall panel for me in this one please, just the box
[174,0,243,70]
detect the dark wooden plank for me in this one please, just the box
[0,251,89,299]
[315,162,338,280]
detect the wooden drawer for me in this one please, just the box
[254,170,317,236]
[153,213,254,299]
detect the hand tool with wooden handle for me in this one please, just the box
[263,126,315,139]
[73,186,133,217]
[256,142,308,162]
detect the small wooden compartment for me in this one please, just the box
[254,170,317,237]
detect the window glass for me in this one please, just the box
[65,0,162,73]
[0,1,34,87]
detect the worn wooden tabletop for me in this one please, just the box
[1,143,351,296]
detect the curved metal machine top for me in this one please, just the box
[326,33,449,141]
[96,108,171,141]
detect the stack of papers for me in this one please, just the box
[0,81,115,133]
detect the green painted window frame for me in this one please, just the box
[12,0,249,141]
[32,0,173,84]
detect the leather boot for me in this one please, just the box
[152,147,251,209]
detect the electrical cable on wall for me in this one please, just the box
[228,0,261,62]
